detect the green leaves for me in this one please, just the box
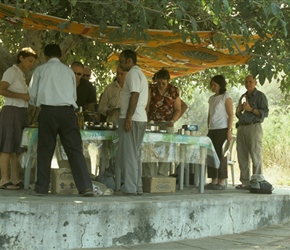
[1,0,290,92]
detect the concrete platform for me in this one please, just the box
[1,185,290,250]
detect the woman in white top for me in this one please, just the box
[0,47,37,190]
[206,75,233,190]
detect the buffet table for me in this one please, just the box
[21,128,220,193]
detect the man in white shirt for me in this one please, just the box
[29,44,93,196]
[116,49,148,195]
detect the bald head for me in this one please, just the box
[83,66,92,81]
[116,65,127,88]
[244,75,257,94]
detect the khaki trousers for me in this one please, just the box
[237,123,263,185]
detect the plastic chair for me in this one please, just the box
[222,135,237,187]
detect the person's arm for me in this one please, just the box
[169,96,181,127]
[225,97,234,141]
[145,88,151,115]
[98,88,110,116]
[85,102,95,112]
[125,92,139,132]
[85,85,96,112]
[0,81,29,101]
[179,99,188,119]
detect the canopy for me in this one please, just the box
[0,3,258,78]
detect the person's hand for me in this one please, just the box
[227,130,232,141]
[237,103,244,112]
[243,101,251,112]
[125,117,132,132]
[22,93,30,102]
[107,109,114,116]
[167,120,175,127]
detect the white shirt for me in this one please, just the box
[120,65,148,122]
[208,92,231,130]
[1,65,28,107]
[29,58,78,108]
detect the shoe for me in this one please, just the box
[204,183,216,189]
[80,189,94,197]
[235,184,248,190]
[0,182,20,190]
[137,192,143,195]
[211,183,226,190]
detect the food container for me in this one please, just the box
[150,125,159,131]
[178,129,185,135]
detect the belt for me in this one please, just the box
[240,121,260,126]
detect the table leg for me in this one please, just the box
[179,162,184,190]
[24,154,31,190]
[199,148,207,193]
[185,163,189,187]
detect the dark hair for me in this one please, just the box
[210,75,227,94]
[120,49,137,64]
[16,47,37,64]
[71,61,84,68]
[155,68,170,81]
[44,44,62,58]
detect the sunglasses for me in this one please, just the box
[74,72,83,76]
[84,74,91,78]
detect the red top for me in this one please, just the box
[148,83,179,121]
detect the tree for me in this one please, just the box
[1,0,290,98]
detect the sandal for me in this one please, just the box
[212,183,226,190]
[14,182,24,189]
[0,182,20,190]
[204,183,216,189]
[235,184,247,190]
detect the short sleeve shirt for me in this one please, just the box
[148,83,179,121]
[1,65,28,107]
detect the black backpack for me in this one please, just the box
[249,179,274,194]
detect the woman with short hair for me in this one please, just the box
[0,47,37,190]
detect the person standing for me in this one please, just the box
[29,44,93,196]
[0,47,37,190]
[82,65,92,81]
[98,65,127,125]
[145,68,182,176]
[205,75,233,190]
[116,49,148,195]
[235,75,269,189]
[71,61,96,113]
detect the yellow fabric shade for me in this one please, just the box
[0,3,258,78]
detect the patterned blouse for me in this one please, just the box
[148,83,179,121]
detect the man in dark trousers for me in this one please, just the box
[28,44,93,196]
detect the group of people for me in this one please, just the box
[0,43,269,196]
[206,74,269,191]
[0,45,96,196]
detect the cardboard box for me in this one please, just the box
[142,176,176,193]
[50,168,78,195]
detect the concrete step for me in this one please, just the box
[1,186,290,249]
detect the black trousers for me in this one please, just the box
[207,128,228,179]
[35,105,92,194]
